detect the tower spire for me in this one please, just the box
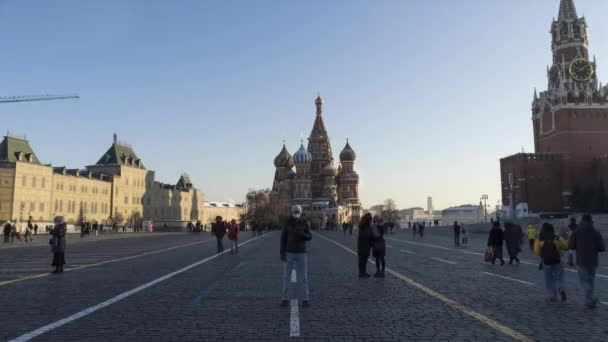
[558,0,578,21]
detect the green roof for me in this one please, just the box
[0,136,41,164]
[95,143,145,169]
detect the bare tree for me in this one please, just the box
[242,188,279,227]
[381,198,399,224]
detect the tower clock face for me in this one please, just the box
[549,65,561,86]
[569,58,593,81]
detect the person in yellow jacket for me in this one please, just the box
[534,223,569,303]
[527,225,536,251]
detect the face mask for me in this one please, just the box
[292,212,301,218]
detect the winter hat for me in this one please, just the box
[54,216,66,225]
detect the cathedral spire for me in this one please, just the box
[310,94,328,139]
[558,0,578,21]
[315,93,323,116]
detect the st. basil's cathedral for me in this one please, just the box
[271,95,361,229]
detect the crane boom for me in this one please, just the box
[0,94,79,104]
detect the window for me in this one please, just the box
[125,196,128,204]
[32,176,36,188]
[39,202,44,212]
[126,177,129,185]
[59,200,63,212]
[30,202,35,212]
[41,177,46,188]
[22,176,26,187]
[55,199,58,212]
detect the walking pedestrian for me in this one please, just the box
[453,221,461,247]
[34,223,38,236]
[371,217,386,278]
[418,222,424,237]
[348,221,353,236]
[280,205,312,308]
[568,214,606,309]
[80,221,86,238]
[50,216,67,274]
[535,222,568,303]
[211,216,226,254]
[527,225,536,251]
[461,225,468,245]
[504,222,522,264]
[228,219,239,254]
[357,213,373,278]
[342,221,348,237]
[412,223,417,237]
[487,221,505,265]
[3,221,11,243]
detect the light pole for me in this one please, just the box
[481,194,488,222]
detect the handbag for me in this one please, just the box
[484,247,494,262]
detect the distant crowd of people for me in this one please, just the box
[3,219,41,243]
[486,214,605,308]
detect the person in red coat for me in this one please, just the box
[211,216,226,254]
[228,219,239,254]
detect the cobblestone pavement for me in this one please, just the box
[1,230,607,341]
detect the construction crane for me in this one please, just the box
[0,94,79,104]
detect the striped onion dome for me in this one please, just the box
[322,162,339,177]
[293,141,312,164]
[339,139,356,162]
[274,143,295,168]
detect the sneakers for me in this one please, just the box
[301,300,310,308]
[373,272,381,278]
[280,300,289,307]
[560,290,567,302]
[586,298,599,309]
[358,273,371,278]
[545,297,558,304]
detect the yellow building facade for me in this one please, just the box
[0,134,205,228]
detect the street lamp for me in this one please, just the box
[481,194,488,222]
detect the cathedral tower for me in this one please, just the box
[337,140,359,204]
[307,95,334,198]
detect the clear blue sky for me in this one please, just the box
[1,0,608,210]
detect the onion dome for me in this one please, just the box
[339,139,356,161]
[286,169,296,179]
[322,162,339,177]
[274,143,295,168]
[293,141,312,164]
[315,94,324,106]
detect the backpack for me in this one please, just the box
[541,237,561,265]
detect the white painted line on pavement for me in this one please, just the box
[431,257,456,265]
[316,233,533,342]
[7,234,269,342]
[459,250,483,256]
[386,244,394,248]
[400,249,415,254]
[291,269,296,283]
[482,272,535,286]
[602,301,608,306]
[290,299,300,337]
[0,238,217,287]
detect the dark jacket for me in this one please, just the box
[358,222,373,254]
[212,222,226,239]
[487,227,504,246]
[280,218,311,254]
[453,223,461,235]
[568,222,606,269]
[51,224,66,253]
[372,224,386,256]
[504,226,522,256]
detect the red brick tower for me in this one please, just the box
[500,0,608,215]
